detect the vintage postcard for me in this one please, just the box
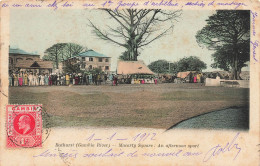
[0,0,259,165]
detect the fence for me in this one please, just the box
[205,78,249,88]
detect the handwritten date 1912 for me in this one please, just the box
[203,133,241,162]
[86,132,156,142]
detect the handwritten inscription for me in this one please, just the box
[25,3,42,7]
[102,1,113,7]
[115,1,139,10]
[185,1,205,8]
[33,149,78,158]
[142,150,183,157]
[203,133,241,162]
[216,2,247,9]
[0,0,248,9]
[83,148,125,158]
[47,0,58,10]
[33,148,201,158]
[251,11,258,37]
[83,3,95,7]
[145,0,179,7]
[12,3,22,7]
[62,1,74,7]
[33,132,242,163]
[251,40,259,62]
[86,132,157,142]
[250,11,258,62]
[2,3,9,7]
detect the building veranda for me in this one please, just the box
[9,48,53,75]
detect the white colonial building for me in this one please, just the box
[61,49,111,72]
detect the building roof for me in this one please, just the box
[15,61,53,69]
[15,61,33,68]
[177,71,191,78]
[9,48,39,56]
[37,61,53,68]
[117,61,154,75]
[77,49,110,58]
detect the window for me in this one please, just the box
[9,58,13,64]
[105,66,109,70]
[26,58,33,61]
[82,57,85,61]
[89,65,92,69]
[89,57,93,61]
[99,66,102,70]
[16,58,23,62]
[98,58,102,62]
[105,58,109,62]
[81,64,86,69]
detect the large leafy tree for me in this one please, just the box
[175,56,207,72]
[196,10,250,80]
[148,56,206,74]
[63,63,81,74]
[148,60,173,73]
[43,43,84,69]
[43,43,66,69]
[89,9,181,61]
[62,43,85,59]
[211,41,249,77]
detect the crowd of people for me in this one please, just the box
[9,72,120,87]
[188,73,204,83]
[9,70,239,87]
[9,70,166,87]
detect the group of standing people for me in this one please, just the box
[189,73,204,83]
[9,71,160,87]
[9,72,55,86]
[64,73,110,86]
[9,72,114,87]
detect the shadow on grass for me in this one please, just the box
[166,106,249,131]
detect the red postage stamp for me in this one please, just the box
[6,105,42,148]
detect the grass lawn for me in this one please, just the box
[9,84,249,129]
[170,107,249,130]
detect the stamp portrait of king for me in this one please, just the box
[17,114,34,135]
[6,105,42,148]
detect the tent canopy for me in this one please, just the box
[177,71,191,78]
[117,61,154,75]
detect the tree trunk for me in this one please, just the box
[55,55,59,69]
[128,46,135,61]
[234,53,238,80]
[230,43,239,80]
[56,55,59,69]
[55,47,59,69]
[230,62,239,80]
[134,44,138,61]
[237,68,242,80]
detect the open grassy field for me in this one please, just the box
[9,83,249,129]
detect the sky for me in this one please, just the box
[10,9,249,72]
